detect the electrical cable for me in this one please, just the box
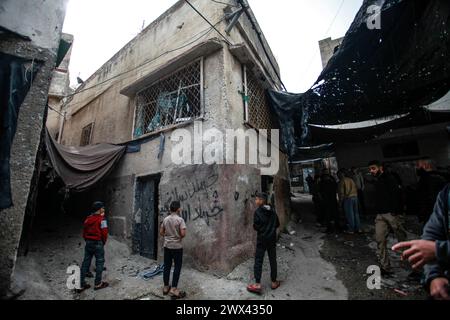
[236,0,287,91]
[184,0,233,46]
[304,0,346,90]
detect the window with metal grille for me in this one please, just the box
[80,123,93,146]
[133,59,203,138]
[243,66,278,131]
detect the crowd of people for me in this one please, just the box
[307,166,367,235]
[306,160,450,299]
[74,161,449,300]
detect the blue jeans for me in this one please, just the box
[80,240,105,286]
[343,197,361,232]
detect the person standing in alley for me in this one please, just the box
[369,160,407,276]
[247,192,281,295]
[78,201,109,293]
[338,169,361,234]
[319,169,340,234]
[160,201,187,299]
[351,167,366,215]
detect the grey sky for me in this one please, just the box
[62,0,363,93]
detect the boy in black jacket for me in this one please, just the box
[247,192,281,295]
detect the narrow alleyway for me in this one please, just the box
[11,194,427,300]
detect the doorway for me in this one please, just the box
[134,174,160,260]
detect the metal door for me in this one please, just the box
[136,176,158,259]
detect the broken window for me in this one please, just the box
[133,59,203,138]
[80,123,93,146]
[243,66,278,131]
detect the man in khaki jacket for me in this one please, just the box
[338,169,361,234]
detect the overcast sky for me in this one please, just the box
[62,0,363,93]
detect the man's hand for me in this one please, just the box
[430,278,450,300]
[392,240,436,270]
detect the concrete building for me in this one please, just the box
[0,0,68,297]
[46,33,74,140]
[318,37,344,69]
[56,0,291,274]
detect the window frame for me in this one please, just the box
[80,122,94,146]
[132,57,204,139]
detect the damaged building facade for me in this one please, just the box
[46,33,74,141]
[57,0,291,274]
[0,0,68,297]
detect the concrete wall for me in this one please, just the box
[0,0,67,297]
[158,164,260,274]
[319,37,344,69]
[47,34,73,138]
[0,0,67,54]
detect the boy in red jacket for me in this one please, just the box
[78,201,109,292]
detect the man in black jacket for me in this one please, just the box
[319,169,340,233]
[247,192,281,295]
[369,161,407,275]
[393,184,450,300]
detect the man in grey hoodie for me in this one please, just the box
[393,184,450,300]
[247,192,281,295]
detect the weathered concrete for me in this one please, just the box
[0,1,67,297]
[47,33,73,138]
[0,43,58,297]
[0,0,68,54]
[319,37,344,69]
[158,164,260,274]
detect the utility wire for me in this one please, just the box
[64,17,224,100]
[304,0,346,90]
[184,0,233,46]
[47,104,65,117]
[236,0,287,91]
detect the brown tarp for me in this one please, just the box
[45,130,126,192]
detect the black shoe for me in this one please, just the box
[75,284,91,293]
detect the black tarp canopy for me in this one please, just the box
[268,0,450,157]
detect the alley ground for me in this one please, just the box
[10,194,426,300]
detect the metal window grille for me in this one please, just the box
[80,123,93,146]
[133,59,203,138]
[244,66,278,131]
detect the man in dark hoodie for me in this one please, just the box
[318,169,340,233]
[247,192,281,295]
[393,184,450,300]
[368,160,406,275]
